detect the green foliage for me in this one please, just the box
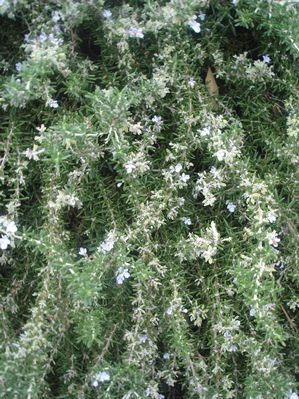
[0,0,298,398]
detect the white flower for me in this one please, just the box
[267,211,276,223]
[228,345,237,352]
[99,239,115,252]
[163,352,170,360]
[249,307,256,317]
[91,370,110,387]
[52,11,60,22]
[128,27,144,39]
[39,32,47,43]
[227,202,236,213]
[139,334,148,343]
[180,173,190,183]
[96,371,110,382]
[262,54,271,64]
[24,145,44,161]
[188,20,201,33]
[232,0,238,5]
[124,160,135,174]
[91,380,99,388]
[175,163,182,173]
[0,235,10,250]
[224,330,232,339]
[266,231,280,247]
[152,115,162,124]
[188,77,196,88]
[102,9,112,19]
[4,220,17,234]
[181,217,192,226]
[78,247,87,257]
[200,127,211,137]
[289,393,299,399]
[116,267,130,284]
[16,62,22,72]
[49,99,59,108]
[178,197,185,206]
[215,149,226,161]
[199,12,206,21]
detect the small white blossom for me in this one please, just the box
[180,173,190,183]
[215,149,226,161]
[24,145,44,161]
[188,77,196,88]
[128,27,144,39]
[200,127,211,137]
[181,217,192,226]
[232,0,238,5]
[262,54,271,64]
[49,99,59,108]
[175,163,182,173]
[91,370,110,387]
[116,266,130,285]
[224,330,232,339]
[227,202,236,213]
[249,307,256,316]
[266,231,280,247]
[0,235,10,250]
[78,247,87,257]
[228,345,237,352]
[99,239,115,252]
[199,12,206,21]
[52,11,60,22]
[96,371,110,382]
[152,115,162,124]
[267,211,276,223]
[4,220,17,234]
[39,32,47,43]
[102,9,112,19]
[178,197,185,206]
[16,62,22,72]
[289,393,299,399]
[188,19,201,33]
[139,334,148,343]
[124,160,136,174]
[163,352,170,360]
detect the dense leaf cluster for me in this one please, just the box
[0,1,298,398]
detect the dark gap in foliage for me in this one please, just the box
[75,24,102,63]
[0,249,44,334]
[0,16,27,72]
[128,32,157,79]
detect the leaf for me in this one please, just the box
[205,66,219,97]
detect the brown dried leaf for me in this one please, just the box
[205,67,219,97]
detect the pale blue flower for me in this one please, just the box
[0,235,10,250]
[102,9,112,19]
[262,54,271,64]
[78,247,87,257]
[188,20,201,33]
[139,334,148,343]
[180,173,190,183]
[227,202,236,213]
[99,239,115,252]
[181,217,192,226]
[128,27,144,39]
[116,267,130,284]
[49,99,59,108]
[16,62,22,72]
